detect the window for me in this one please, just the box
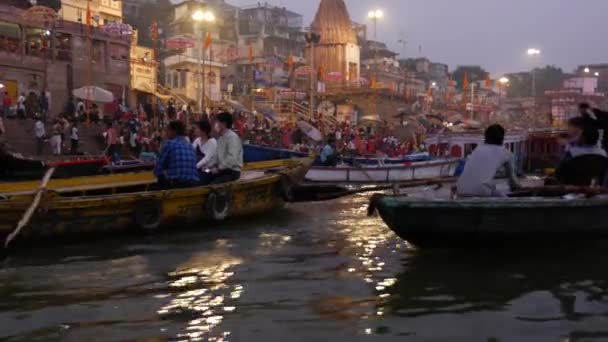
[180,70,187,88]
[173,72,179,89]
[0,21,21,53]
[54,33,72,61]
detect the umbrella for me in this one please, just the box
[73,86,115,103]
[99,22,133,37]
[296,121,323,142]
[226,99,249,113]
[256,105,278,122]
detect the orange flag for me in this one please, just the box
[248,43,253,62]
[462,72,469,90]
[152,19,158,42]
[85,1,92,33]
[203,32,212,50]
[485,74,492,88]
[288,52,294,70]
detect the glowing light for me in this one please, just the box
[368,9,384,19]
[499,77,510,84]
[584,67,590,73]
[192,10,216,22]
[527,48,541,56]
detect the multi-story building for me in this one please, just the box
[360,40,404,93]
[129,30,159,107]
[162,0,227,107]
[576,64,608,92]
[60,0,123,26]
[0,4,130,116]
[546,76,605,127]
[220,3,305,95]
[122,0,154,19]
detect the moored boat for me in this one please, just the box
[369,194,608,246]
[305,159,461,183]
[244,144,308,163]
[0,158,312,243]
[0,149,109,181]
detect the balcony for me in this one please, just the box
[164,54,226,69]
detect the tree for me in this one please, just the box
[506,65,566,98]
[452,65,489,90]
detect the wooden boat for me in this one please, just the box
[0,158,312,242]
[369,193,608,246]
[305,159,461,184]
[0,149,109,181]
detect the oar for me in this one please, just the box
[4,167,56,248]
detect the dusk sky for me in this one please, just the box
[227,0,608,75]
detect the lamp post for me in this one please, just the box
[527,48,541,115]
[367,9,383,39]
[498,76,509,108]
[192,9,215,112]
[305,32,321,120]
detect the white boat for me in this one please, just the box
[305,159,461,183]
[425,131,528,172]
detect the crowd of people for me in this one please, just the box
[456,103,608,197]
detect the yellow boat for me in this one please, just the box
[0,158,312,242]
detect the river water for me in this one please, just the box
[1,192,608,342]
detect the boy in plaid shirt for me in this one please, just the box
[154,121,199,189]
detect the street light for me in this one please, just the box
[192,9,216,112]
[595,72,600,77]
[367,9,383,39]
[526,48,541,114]
[584,67,590,73]
[498,77,509,107]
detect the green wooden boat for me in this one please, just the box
[369,194,608,246]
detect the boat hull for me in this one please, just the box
[0,159,311,242]
[306,159,460,183]
[372,195,608,246]
[244,144,307,163]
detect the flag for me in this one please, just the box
[85,1,91,33]
[248,43,253,62]
[203,32,212,50]
[152,19,158,42]
[462,72,469,105]
[485,74,492,89]
[287,52,294,70]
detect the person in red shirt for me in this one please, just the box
[105,121,120,160]
[2,92,12,117]
[367,138,377,155]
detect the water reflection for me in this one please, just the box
[158,250,243,342]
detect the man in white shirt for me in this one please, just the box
[70,121,79,155]
[456,124,521,197]
[210,112,243,184]
[35,116,46,155]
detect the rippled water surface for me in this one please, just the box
[1,193,608,342]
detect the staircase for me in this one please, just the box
[253,100,338,125]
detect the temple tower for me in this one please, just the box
[307,0,360,85]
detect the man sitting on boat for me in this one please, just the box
[456,124,521,197]
[192,119,218,185]
[154,120,200,189]
[209,112,243,184]
[555,124,608,186]
[320,136,338,167]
